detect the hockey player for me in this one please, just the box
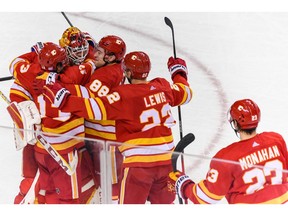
[169,99,288,204]
[50,35,126,203]
[31,42,97,204]
[82,35,126,203]
[37,51,193,204]
[9,44,43,204]
[59,26,93,66]
[9,30,97,203]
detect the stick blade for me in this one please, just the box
[164,16,173,28]
[174,133,195,152]
[172,133,195,171]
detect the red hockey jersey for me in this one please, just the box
[64,63,125,141]
[61,75,193,167]
[184,132,288,204]
[9,51,95,154]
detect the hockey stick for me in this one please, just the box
[164,17,184,143]
[0,90,77,175]
[172,133,195,204]
[0,90,10,104]
[36,131,78,176]
[165,16,187,204]
[61,12,74,27]
[0,75,14,82]
[172,133,195,172]
[164,17,177,60]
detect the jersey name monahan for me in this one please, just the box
[239,145,280,170]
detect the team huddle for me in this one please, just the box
[6,24,288,204]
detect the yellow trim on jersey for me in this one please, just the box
[75,85,81,97]
[85,98,94,120]
[90,119,115,126]
[123,153,172,164]
[198,180,224,200]
[119,167,129,204]
[176,83,192,105]
[10,89,31,101]
[36,132,85,151]
[110,146,118,184]
[85,128,116,140]
[261,191,288,204]
[86,188,97,204]
[120,135,174,151]
[37,73,49,80]
[95,97,107,120]
[192,184,207,204]
[42,118,84,133]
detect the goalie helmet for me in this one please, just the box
[59,27,89,65]
[38,42,68,71]
[228,99,261,130]
[98,35,126,62]
[122,51,151,79]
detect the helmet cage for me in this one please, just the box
[65,40,89,65]
[59,27,89,65]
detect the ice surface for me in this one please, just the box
[1,12,288,205]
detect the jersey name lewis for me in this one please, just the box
[144,92,166,108]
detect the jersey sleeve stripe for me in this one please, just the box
[94,97,107,120]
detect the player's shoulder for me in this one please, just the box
[18,51,38,61]
[150,77,170,86]
[259,131,286,143]
[92,63,123,81]
[260,131,283,138]
[96,63,121,73]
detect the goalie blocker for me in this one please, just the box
[7,101,41,150]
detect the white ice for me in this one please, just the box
[1,12,288,206]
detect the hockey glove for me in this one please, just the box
[168,171,194,199]
[167,57,188,80]
[33,72,60,95]
[46,72,59,84]
[31,42,45,55]
[83,32,98,48]
[43,82,70,109]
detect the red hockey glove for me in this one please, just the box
[167,57,188,80]
[43,82,70,109]
[33,72,60,95]
[168,171,194,199]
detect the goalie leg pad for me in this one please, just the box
[7,101,41,149]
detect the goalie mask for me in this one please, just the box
[59,27,89,65]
